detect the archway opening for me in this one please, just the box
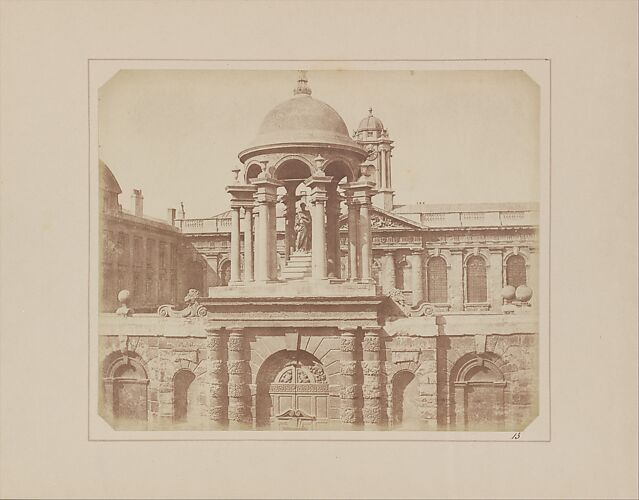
[245,163,262,183]
[392,370,419,428]
[173,369,196,423]
[256,350,329,430]
[275,159,312,182]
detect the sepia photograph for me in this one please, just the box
[96,67,544,433]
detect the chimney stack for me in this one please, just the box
[167,208,176,226]
[131,189,144,217]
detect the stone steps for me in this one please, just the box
[281,253,313,280]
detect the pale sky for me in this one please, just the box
[98,70,539,219]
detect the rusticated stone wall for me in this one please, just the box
[99,324,537,431]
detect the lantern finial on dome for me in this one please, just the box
[293,70,312,96]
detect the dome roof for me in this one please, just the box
[357,107,385,132]
[100,160,122,194]
[240,73,365,158]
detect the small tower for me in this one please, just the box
[353,107,395,211]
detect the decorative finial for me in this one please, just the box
[231,167,241,183]
[314,154,326,174]
[368,106,373,116]
[258,160,270,179]
[293,70,312,96]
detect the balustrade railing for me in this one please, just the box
[178,218,232,234]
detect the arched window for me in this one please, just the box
[506,254,527,288]
[466,256,487,303]
[427,256,448,303]
[219,260,231,286]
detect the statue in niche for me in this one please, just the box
[294,202,312,253]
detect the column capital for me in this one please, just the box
[344,180,376,198]
[304,174,333,190]
[226,183,257,204]
[253,177,282,199]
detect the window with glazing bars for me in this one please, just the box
[427,256,448,303]
[466,255,487,302]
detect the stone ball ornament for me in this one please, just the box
[500,285,516,301]
[117,289,131,304]
[515,285,533,302]
[115,289,133,317]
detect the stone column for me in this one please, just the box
[406,251,424,306]
[283,183,297,263]
[243,206,254,283]
[207,330,227,427]
[449,249,464,311]
[339,330,359,428]
[380,252,396,294]
[306,173,332,281]
[253,177,281,282]
[227,329,251,428]
[229,207,241,284]
[226,182,257,284]
[359,201,372,282]
[345,179,376,283]
[325,185,341,278]
[489,248,504,311]
[347,199,360,281]
[362,330,383,429]
[253,209,261,281]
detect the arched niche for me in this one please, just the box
[450,355,506,431]
[103,354,149,427]
[173,369,196,424]
[391,370,419,428]
[218,259,231,286]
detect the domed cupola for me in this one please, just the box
[354,107,386,141]
[238,72,367,170]
[353,107,395,211]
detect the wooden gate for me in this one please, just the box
[268,362,329,430]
